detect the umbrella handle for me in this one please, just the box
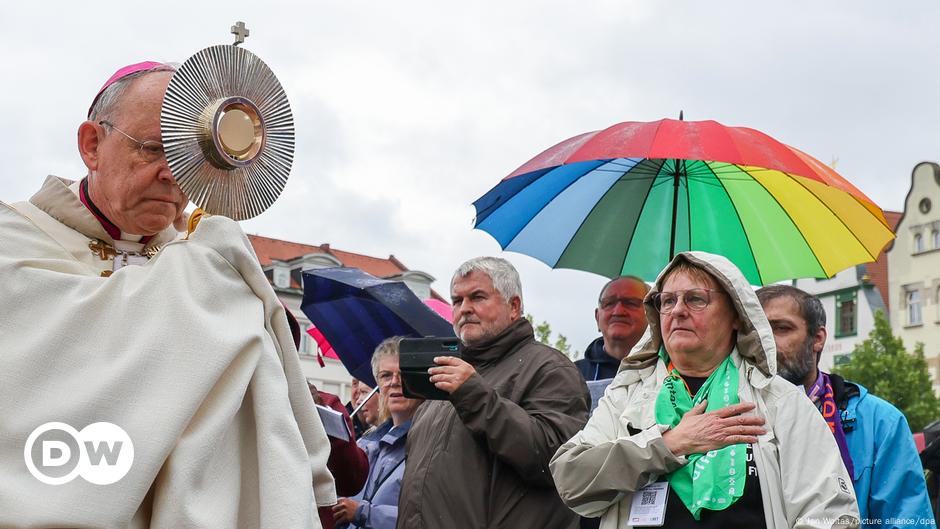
[351,385,380,417]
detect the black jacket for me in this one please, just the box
[574,337,621,381]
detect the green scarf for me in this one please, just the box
[654,349,746,520]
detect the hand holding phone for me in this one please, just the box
[399,337,462,400]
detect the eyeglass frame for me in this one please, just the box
[598,296,645,311]
[376,369,403,387]
[651,288,728,314]
[98,120,166,163]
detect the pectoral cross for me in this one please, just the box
[88,239,117,260]
[231,21,249,46]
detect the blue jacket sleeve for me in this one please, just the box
[355,499,399,529]
[865,403,935,528]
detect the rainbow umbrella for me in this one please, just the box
[473,118,894,285]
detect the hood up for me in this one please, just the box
[622,251,777,378]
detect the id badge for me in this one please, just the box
[628,481,669,527]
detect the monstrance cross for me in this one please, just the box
[231,21,249,46]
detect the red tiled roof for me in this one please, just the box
[246,235,447,301]
[328,248,409,278]
[247,234,409,278]
[248,235,325,267]
[864,210,903,310]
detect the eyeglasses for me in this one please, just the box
[376,370,402,387]
[99,120,165,163]
[599,296,644,311]
[651,288,726,314]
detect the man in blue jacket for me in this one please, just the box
[758,285,935,528]
[576,276,649,381]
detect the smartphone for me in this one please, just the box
[399,337,462,400]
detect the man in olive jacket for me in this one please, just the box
[396,256,591,529]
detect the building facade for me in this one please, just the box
[887,162,940,391]
[248,235,443,402]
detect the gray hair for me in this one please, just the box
[371,336,404,378]
[755,284,827,334]
[452,256,523,310]
[88,64,178,122]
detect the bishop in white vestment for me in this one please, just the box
[0,62,336,528]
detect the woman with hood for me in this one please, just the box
[550,252,860,529]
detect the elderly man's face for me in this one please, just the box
[451,270,521,346]
[595,278,648,351]
[357,382,380,427]
[350,378,361,403]
[85,72,187,235]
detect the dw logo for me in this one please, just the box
[24,422,134,485]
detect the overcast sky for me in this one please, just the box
[3,1,938,355]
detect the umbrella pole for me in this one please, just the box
[669,159,683,260]
[351,385,380,417]
[669,110,685,260]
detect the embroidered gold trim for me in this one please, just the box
[88,238,161,260]
[88,239,117,260]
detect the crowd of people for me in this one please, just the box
[315,251,935,529]
[1,60,936,529]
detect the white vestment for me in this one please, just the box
[0,176,336,528]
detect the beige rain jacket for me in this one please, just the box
[550,251,860,529]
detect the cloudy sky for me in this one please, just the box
[2,1,938,354]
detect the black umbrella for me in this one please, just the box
[300,267,454,387]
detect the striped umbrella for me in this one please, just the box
[472,118,894,285]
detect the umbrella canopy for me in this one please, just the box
[423,298,456,323]
[306,298,453,362]
[300,267,455,387]
[473,118,894,285]
[306,326,340,360]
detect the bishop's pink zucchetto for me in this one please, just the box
[87,61,167,118]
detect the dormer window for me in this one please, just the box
[273,265,291,288]
[396,271,435,300]
[300,253,343,271]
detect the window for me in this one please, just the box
[298,325,315,356]
[915,233,925,253]
[835,291,857,337]
[908,289,922,326]
[937,286,940,322]
[833,353,852,367]
[273,266,290,288]
[934,231,940,249]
